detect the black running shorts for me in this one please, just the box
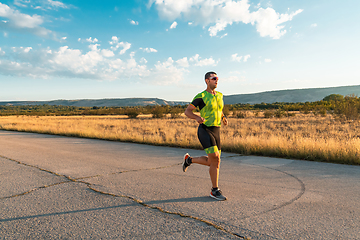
[197,124,221,154]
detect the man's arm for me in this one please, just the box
[221,112,228,126]
[185,104,205,124]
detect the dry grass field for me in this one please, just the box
[1,112,359,165]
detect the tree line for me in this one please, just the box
[1,94,359,120]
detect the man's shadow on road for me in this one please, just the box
[145,196,215,205]
[0,197,215,223]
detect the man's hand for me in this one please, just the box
[197,116,205,124]
[222,116,228,126]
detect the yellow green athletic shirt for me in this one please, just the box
[190,90,224,127]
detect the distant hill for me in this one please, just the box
[0,98,188,107]
[224,85,360,104]
[1,85,360,107]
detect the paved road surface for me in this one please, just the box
[1,130,359,239]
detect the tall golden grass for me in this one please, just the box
[0,113,359,165]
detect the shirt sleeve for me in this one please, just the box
[191,97,205,110]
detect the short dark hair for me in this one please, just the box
[205,71,217,80]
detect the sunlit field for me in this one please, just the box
[1,113,359,165]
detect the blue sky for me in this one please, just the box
[0,0,359,102]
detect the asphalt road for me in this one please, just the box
[1,130,359,239]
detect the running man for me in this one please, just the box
[183,71,228,201]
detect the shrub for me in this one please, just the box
[318,108,327,117]
[323,94,344,102]
[264,110,274,118]
[286,112,296,117]
[334,94,360,120]
[301,105,310,114]
[125,109,139,118]
[152,106,165,118]
[275,109,285,118]
[170,108,182,118]
[235,111,246,118]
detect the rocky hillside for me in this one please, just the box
[224,85,360,104]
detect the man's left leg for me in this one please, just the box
[208,151,226,201]
[207,151,221,189]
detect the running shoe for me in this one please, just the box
[183,153,192,172]
[210,188,227,201]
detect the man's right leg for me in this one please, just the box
[183,154,208,172]
[191,155,210,166]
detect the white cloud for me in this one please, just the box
[14,0,71,10]
[13,0,27,8]
[170,21,178,29]
[152,57,184,85]
[130,20,139,25]
[11,46,33,53]
[101,49,115,57]
[140,47,158,53]
[140,57,148,64]
[252,8,303,39]
[52,46,103,74]
[231,53,242,62]
[47,0,69,9]
[0,36,222,86]
[0,3,43,28]
[232,53,251,62]
[243,54,251,62]
[176,57,189,67]
[220,33,228,38]
[189,54,218,66]
[311,23,317,28]
[208,21,230,37]
[0,44,148,80]
[150,0,303,39]
[110,36,119,43]
[86,37,98,43]
[127,58,137,69]
[88,44,99,51]
[119,43,131,55]
[0,2,53,37]
[109,36,131,55]
[24,47,32,53]
[0,37,185,85]
[264,58,271,62]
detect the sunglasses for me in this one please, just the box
[209,76,219,81]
